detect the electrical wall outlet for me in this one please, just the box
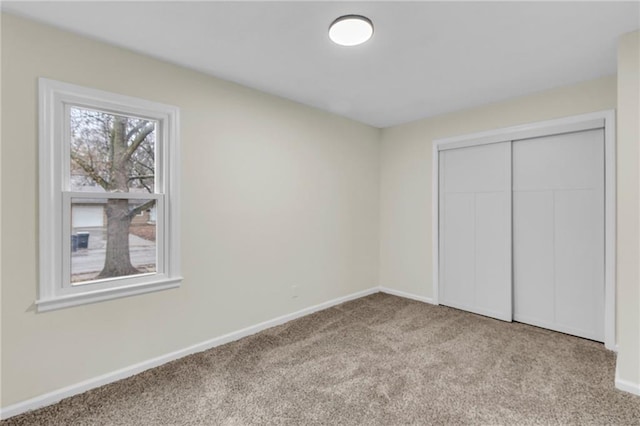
[291,285,299,299]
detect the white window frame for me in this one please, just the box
[38,78,181,312]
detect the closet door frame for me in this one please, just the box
[432,110,616,351]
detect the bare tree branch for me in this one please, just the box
[70,151,110,190]
[128,175,154,181]
[128,176,153,193]
[126,120,151,141]
[123,123,154,160]
[128,199,155,219]
[134,161,154,173]
[129,175,154,192]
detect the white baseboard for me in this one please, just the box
[615,363,640,396]
[379,286,435,305]
[0,287,379,420]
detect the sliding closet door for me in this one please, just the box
[512,129,605,342]
[439,142,512,321]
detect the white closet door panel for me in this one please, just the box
[475,192,511,320]
[554,190,604,340]
[441,193,475,308]
[439,141,511,321]
[513,191,555,325]
[513,128,604,342]
[513,130,603,191]
[443,143,511,193]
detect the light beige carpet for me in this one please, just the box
[4,293,640,425]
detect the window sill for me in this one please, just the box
[35,277,182,312]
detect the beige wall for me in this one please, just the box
[0,14,380,407]
[379,75,617,298]
[616,30,640,388]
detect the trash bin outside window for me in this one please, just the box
[76,232,90,249]
[71,235,79,252]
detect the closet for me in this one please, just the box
[437,116,609,343]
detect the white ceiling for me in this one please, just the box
[3,1,639,128]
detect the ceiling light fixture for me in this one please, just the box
[328,15,373,47]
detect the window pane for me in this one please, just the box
[69,106,157,193]
[70,198,157,284]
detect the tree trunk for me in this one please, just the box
[98,116,140,278]
[97,199,139,278]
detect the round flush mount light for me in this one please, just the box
[329,15,374,46]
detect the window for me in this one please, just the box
[38,79,181,311]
